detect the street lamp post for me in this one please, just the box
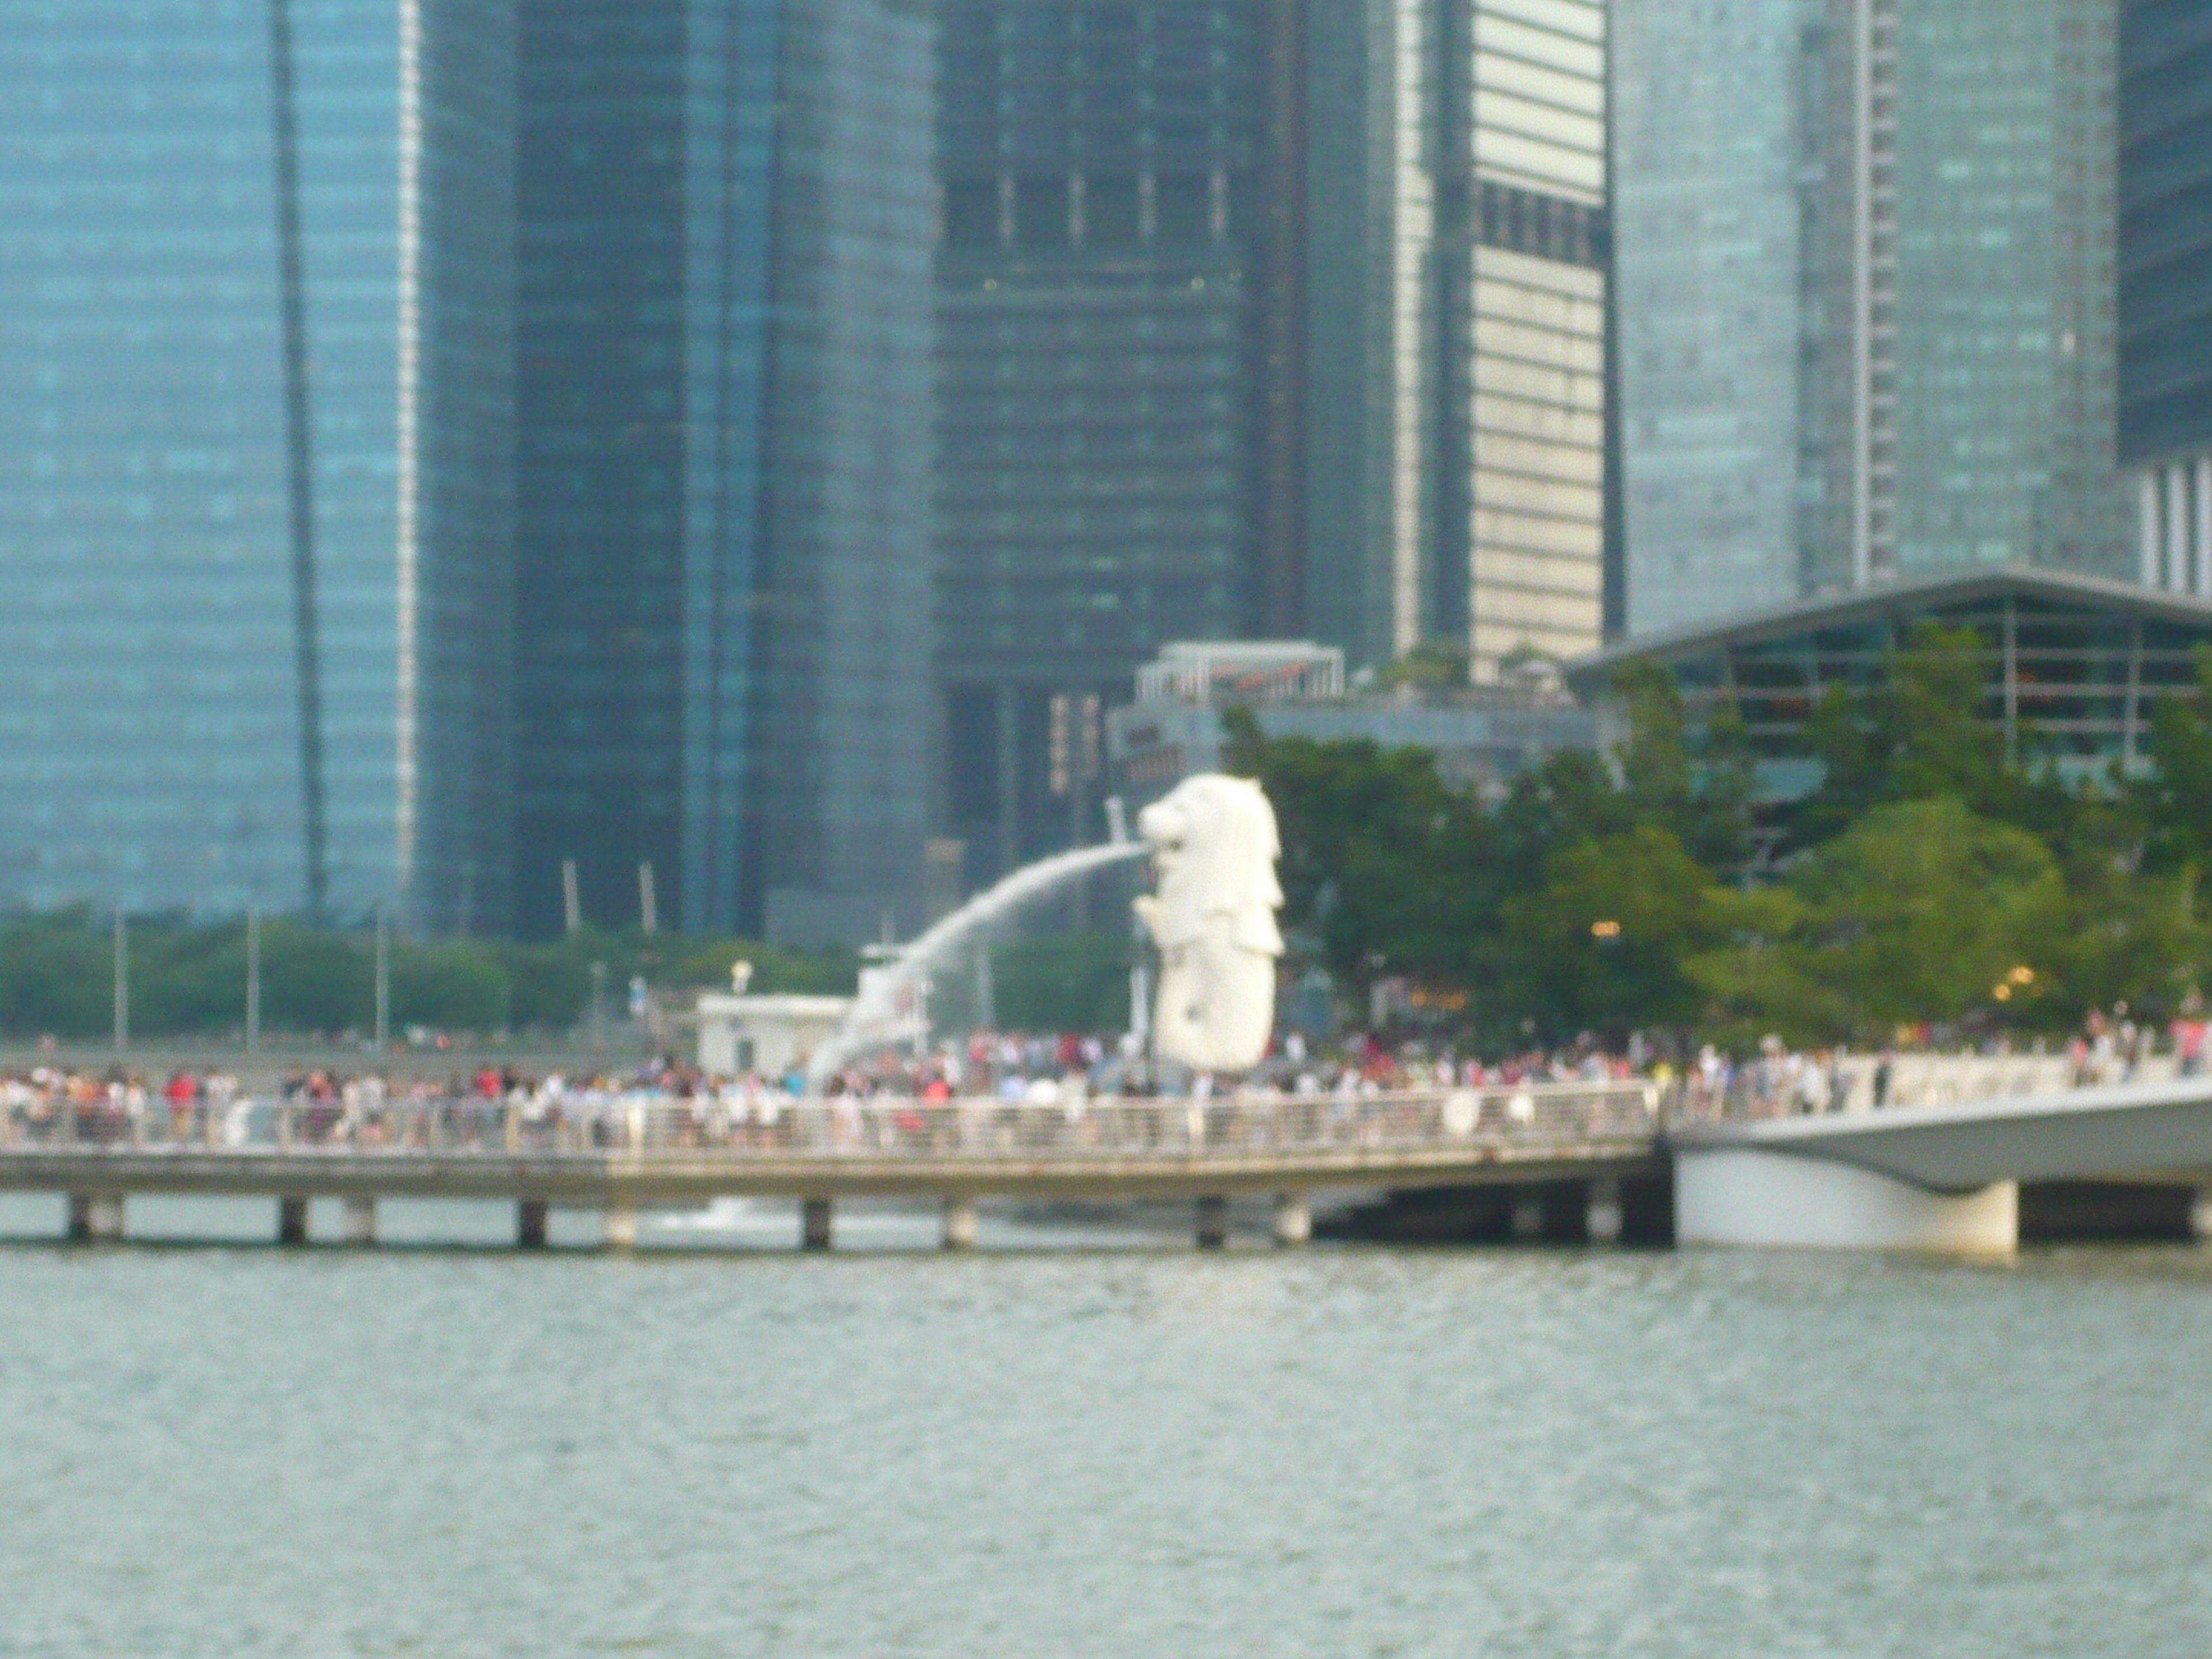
[112,912,128,1054]
[374,906,391,1048]
[245,906,262,1051]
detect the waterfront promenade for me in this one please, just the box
[0,1082,1662,1249]
[13,1051,2212,1252]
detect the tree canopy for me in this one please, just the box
[1228,635,2212,1049]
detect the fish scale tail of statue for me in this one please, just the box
[1133,774,1285,1074]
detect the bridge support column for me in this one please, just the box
[1586,1177,1624,1245]
[67,1192,124,1243]
[1510,1191,1544,1242]
[341,1197,376,1246]
[1676,1149,2017,1255]
[942,1195,978,1250]
[517,1199,549,1249]
[1272,1192,1311,1247]
[603,1204,638,1250]
[801,1197,833,1251]
[1195,1194,1229,1249]
[277,1196,309,1247]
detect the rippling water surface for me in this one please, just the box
[3,1196,2211,1657]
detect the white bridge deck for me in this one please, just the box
[16,1056,2212,1250]
[1675,1074,2212,1193]
[0,1084,1664,1208]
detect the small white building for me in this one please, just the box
[695,994,853,1080]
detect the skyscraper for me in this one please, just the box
[1306,0,1613,681]
[2120,0,2212,594]
[0,0,507,921]
[1611,0,1818,636]
[2,0,934,944]
[1615,0,2132,635]
[509,0,935,942]
[1815,0,2128,589]
[931,0,1305,884]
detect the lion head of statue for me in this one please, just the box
[1134,774,1283,1072]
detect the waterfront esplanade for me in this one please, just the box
[1566,566,2212,802]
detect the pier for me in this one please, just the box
[18,1057,2212,1253]
[0,1083,1660,1250]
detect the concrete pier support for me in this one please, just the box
[67,1192,124,1243]
[1677,1149,2017,1255]
[1586,1177,1624,1244]
[603,1204,638,1250]
[801,1196,833,1251]
[1195,1194,1229,1249]
[1510,1191,1544,1242]
[341,1196,376,1246]
[277,1196,309,1247]
[517,1198,549,1249]
[942,1195,979,1250]
[1272,1191,1311,1247]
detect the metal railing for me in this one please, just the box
[0,1082,1662,1163]
[1659,1050,2198,1123]
[7,1049,2175,1162]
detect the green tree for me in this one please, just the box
[1226,708,1495,995]
[1501,824,1726,1039]
[391,941,509,1032]
[0,909,113,1039]
[1690,797,2062,1038]
[1793,621,2043,846]
[2139,644,2212,879]
[1610,659,1754,871]
[1377,638,1471,690]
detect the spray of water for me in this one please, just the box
[805,839,1149,1087]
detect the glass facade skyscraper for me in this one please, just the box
[1615,0,2131,636]
[0,0,508,920]
[932,0,1305,884]
[1823,0,2130,588]
[1612,0,1818,635]
[2120,0,2212,596]
[510,0,935,942]
[1306,0,1612,680]
[3,0,932,944]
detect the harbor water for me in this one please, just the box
[3,1196,2210,1656]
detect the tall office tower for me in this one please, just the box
[933,0,1305,884]
[0,0,506,921]
[407,5,520,937]
[1306,0,1612,681]
[1805,0,2130,590]
[1612,0,1819,635]
[512,0,934,943]
[2121,0,2212,594]
[1615,0,2130,634]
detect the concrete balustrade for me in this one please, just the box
[942,1194,979,1250]
[801,1196,833,1251]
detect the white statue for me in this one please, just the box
[1133,774,1285,1073]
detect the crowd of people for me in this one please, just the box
[0,1032,1652,1151]
[0,1009,2194,1149]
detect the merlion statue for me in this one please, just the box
[1133,774,1284,1073]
